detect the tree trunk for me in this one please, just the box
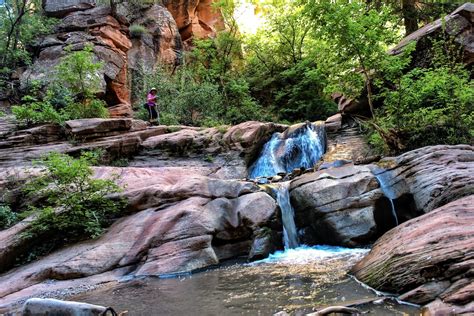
[402,0,418,36]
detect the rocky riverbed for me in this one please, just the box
[0,115,473,314]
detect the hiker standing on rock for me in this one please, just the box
[146,88,159,124]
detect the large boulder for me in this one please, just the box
[371,145,474,213]
[351,195,474,312]
[21,6,133,117]
[289,145,473,247]
[0,167,278,312]
[290,165,385,246]
[43,0,96,18]
[64,118,147,139]
[389,3,474,67]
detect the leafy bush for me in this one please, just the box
[129,24,147,38]
[372,65,473,152]
[12,96,65,125]
[23,151,124,240]
[64,99,109,120]
[0,204,17,230]
[56,44,104,99]
[13,45,109,125]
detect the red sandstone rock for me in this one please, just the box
[223,121,288,162]
[372,145,474,213]
[352,195,474,311]
[20,6,132,116]
[0,167,277,311]
[163,0,224,42]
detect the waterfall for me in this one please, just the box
[250,122,327,248]
[373,172,399,226]
[274,182,299,249]
[249,122,326,179]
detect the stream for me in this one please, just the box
[71,246,419,315]
[71,122,419,315]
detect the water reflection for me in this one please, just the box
[72,246,419,315]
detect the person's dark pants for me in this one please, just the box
[147,105,159,124]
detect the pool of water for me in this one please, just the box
[71,246,419,315]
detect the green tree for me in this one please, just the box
[0,0,57,96]
[23,151,124,240]
[304,0,401,118]
[56,44,104,100]
[243,1,336,122]
[12,45,109,124]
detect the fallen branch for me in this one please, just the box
[307,306,361,315]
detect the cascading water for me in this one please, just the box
[251,122,326,249]
[274,182,299,249]
[249,122,326,179]
[71,122,419,315]
[373,171,399,226]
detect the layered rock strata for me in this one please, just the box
[0,167,279,312]
[352,195,474,314]
[23,2,133,117]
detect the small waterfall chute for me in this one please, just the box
[273,182,299,249]
[373,171,399,226]
[249,122,326,179]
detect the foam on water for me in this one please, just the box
[253,245,370,265]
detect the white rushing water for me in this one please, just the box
[249,123,326,179]
[373,171,399,226]
[250,122,327,249]
[274,182,299,249]
[254,245,370,265]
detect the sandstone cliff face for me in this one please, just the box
[22,2,133,117]
[163,0,224,44]
[19,0,223,116]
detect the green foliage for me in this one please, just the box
[64,99,109,120]
[0,204,18,230]
[304,0,402,116]
[0,0,57,69]
[137,63,268,126]
[375,65,473,151]
[23,151,124,240]
[12,97,65,125]
[56,45,104,99]
[129,24,147,38]
[13,46,109,125]
[243,1,337,122]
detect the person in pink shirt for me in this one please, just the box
[146,88,159,124]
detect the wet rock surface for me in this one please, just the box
[0,167,278,312]
[371,144,474,213]
[0,116,472,314]
[290,164,384,247]
[352,195,474,313]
